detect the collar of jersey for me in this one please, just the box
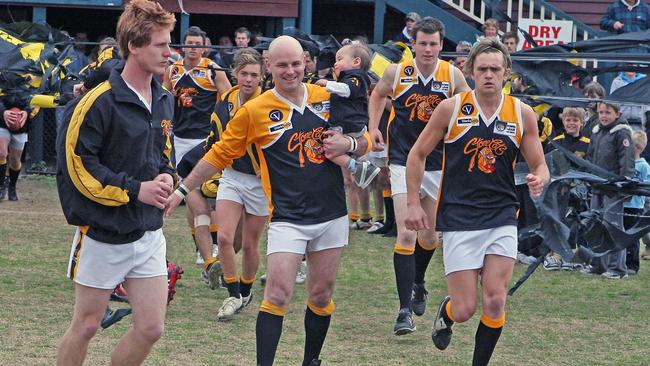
[472,90,505,127]
[413,58,439,85]
[272,84,308,114]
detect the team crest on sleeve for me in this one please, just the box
[493,120,517,136]
[461,103,475,115]
[269,109,284,122]
[160,119,173,137]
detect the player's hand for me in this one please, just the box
[154,173,174,192]
[369,128,385,152]
[405,203,429,231]
[315,79,328,87]
[526,173,545,197]
[138,180,172,209]
[613,21,624,30]
[164,192,183,217]
[323,129,349,159]
[73,83,87,97]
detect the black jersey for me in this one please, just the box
[389,58,455,170]
[328,69,370,134]
[202,84,346,224]
[550,133,590,158]
[436,91,524,231]
[167,58,220,139]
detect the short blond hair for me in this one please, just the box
[483,18,499,31]
[632,131,648,150]
[560,107,585,121]
[233,47,263,74]
[116,0,176,60]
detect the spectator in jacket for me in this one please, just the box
[582,102,635,279]
[600,0,650,35]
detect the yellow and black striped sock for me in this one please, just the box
[472,312,505,366]
[203,256,218,271]
[223,276,240,298]
[414,237,437,285]
[360,211,372,222]
[349,212,360,223]
[393,244,415,310]
[303,299,335,366]
[240,275,256,298]
[256,300,285,366]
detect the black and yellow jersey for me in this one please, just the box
[56,67,176,244]
[550,133,589,158]
[436,91,523,231]
[389,58,455,171]
[202,83,346,224]
[206,85,261,175]
[167,57,220,139]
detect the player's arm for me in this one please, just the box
[213,67,232,94]
[519,103,550,197]
[368,63,396,149]
[452,65,471,94]
[404,97,455,230]
[165,106,252,216]
[323,129,372,159]
[66,100,171,208]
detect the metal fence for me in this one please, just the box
[26,107,58,175]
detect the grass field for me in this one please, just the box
[1,175,649,365]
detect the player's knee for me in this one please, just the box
[72,316,102,341]
[453,301,477,323]
[265,285,292,308]
[216,231,234,248]
[134,322,165,344]
[242,240,258,256]
[308,287,334,308]
[482,292,506,317]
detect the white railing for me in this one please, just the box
[440,0,595,42]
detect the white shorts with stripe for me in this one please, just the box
[173,136,204,167]
[442,225,517,275]
[67,228,167,289]
[267,215,349,255]
[216,168,269,216]
[389,164,441,200]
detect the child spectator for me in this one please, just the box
[582,81,606,138]
[623,131,650,274]
[544,107,590,270]
[582,102,635,279]
[316,42,380,188]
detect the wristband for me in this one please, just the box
[175,183,189,199]
[347,136,357,153]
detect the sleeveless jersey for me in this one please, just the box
[436,91,524,231]
[167,57,220,139]
[208,85,261,175]
[203,84,346,224]
[389,58,455,171]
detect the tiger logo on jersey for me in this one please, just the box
[464,137,507,173]
[405,93,443,122]
[288,126,326,166]
[177,87,198,107]
[161,119,173,137]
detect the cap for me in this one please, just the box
[405,12,421,22]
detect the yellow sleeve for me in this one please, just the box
[202,105,254,169]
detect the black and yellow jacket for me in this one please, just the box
[80,46,123,91]
[550,133,590,158]
[56,67,176,244]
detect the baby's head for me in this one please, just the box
[333,43,371,77]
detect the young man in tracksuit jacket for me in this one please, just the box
[55,1,177,364]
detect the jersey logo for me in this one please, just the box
[463,137,507,174]
[400,77,416,84]
[269,109,284,122]
[404,66,414,76]
[288,126,326,166]
[349,77,360,86]
[176,87,198,107]
[457,117,478,126]
[161,119,173,137]
[193,69,207,78]
[404,93,442,122]
[494,120,517,136]
[311,101,330,113]
[431,81,450,93]
[461,103,475,115]
[227,102,234,112]
[268,120,293,133]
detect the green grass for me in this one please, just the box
[1,175,649,365]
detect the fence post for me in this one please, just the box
[28,111,44,168]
